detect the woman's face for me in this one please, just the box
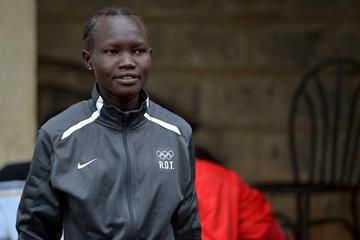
[83,15,152,106]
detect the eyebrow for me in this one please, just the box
[102,38,149,48]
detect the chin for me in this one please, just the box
[115,88,141,99]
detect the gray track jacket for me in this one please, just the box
[16,85,201,240]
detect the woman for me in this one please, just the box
[17,6,201,239]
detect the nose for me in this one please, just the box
[118,52,135,69]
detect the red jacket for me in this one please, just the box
[195,158,286,240]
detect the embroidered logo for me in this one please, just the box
[156,150,175,170]
[77,158,97,169]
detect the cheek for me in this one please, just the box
[93,61,112,78]
[93,69,112,85]
[142,57,152,74]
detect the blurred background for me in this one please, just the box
[0,0,359,239]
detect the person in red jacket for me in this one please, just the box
[195,147,287,240]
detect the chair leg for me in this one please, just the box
[302,193,310,240]
[351,190,359,240]
[295,192,310,240]
[295,193,302,240]
[296,193,311,240]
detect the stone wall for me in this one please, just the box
[37,1,360,239]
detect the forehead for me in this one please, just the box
[92,16,148,47]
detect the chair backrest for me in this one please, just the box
[289,58,360,186]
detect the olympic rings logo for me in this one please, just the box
[156,150,174,160]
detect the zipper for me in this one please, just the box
[123,115,136,239]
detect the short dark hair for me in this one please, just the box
[82,6,149,50]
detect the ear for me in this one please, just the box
[149,48,152,56]
[82,49,92,70]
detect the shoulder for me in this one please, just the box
[196,159,241,186]
[40,100,92,142]
[146,100,192,139]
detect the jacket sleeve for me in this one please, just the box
[16,129,63,240]
[171,136,202,240]
[237,176,286,240]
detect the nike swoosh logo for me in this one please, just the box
[77,158,97,169]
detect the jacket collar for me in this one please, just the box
[91,84,149,129]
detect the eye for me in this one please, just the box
[106,49,119,55]
[134,48,147,55]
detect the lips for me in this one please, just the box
[114,72,140,79]
[113,73,140,84]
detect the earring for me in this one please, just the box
[88,66,92,71]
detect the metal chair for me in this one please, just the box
[254,58,360,240]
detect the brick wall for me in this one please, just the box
[37,1,360,239]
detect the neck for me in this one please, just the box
[99,88,140,112]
